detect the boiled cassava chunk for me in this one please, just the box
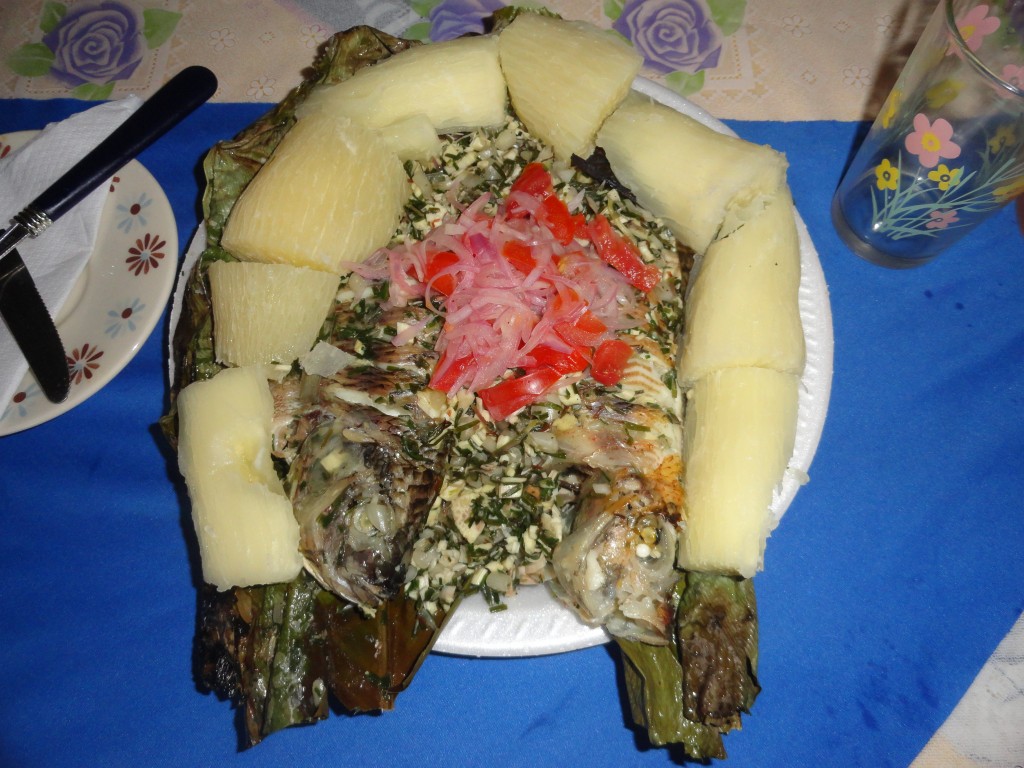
[498,13,641,161]
[376,113,443,162]
[679,367,799,578]
[678,187,805,383]
[177,366,303,590]
[209,260,339,366]
[221,111,407,274]
[597,94,788,253]
[299,35,507,139]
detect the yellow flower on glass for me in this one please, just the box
[881,89,901,129]
[927,164,963,191]
[875,158,899,190]
[988,125,1017,154]
[925,79,963,108]
[993,176,1024,203]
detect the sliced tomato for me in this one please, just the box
[571,212,589,241]
[507,162,554,217]
[554,310,608,348]
[587,214,661,293]
[424,250,460,295]
[537,195,577,245]
[510,162,553,199]
[430,350,474,393]
[478,367,563,421]
[591,338,633,386]
[501,240,537,274]
[525,344,589,374]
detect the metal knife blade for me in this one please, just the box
[0,247,69,403]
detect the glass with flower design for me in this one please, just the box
[832,0,1024,267]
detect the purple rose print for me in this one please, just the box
[613,0,723,75]
[42,1,145,87]
[429,0,506,42]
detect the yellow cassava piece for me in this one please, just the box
[221,111,407,274]
[209,260,339,366]
[376,113,443,162]
[679,366,799,578]
[498,13,642,161]
[177,366,303,590]
[597,94,788,254]
[678,187,805,383]
[299,35,507,138]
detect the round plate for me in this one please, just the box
[171,79,834,658]
[0,130,177,436]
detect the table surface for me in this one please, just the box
[1,2,1023,767]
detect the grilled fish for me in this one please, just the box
[270,296,451,612]
[548,189,690,644]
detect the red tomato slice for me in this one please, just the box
[479,367,563,421]
[538,195,577,245]
[430,350,474,393]
[555,310,608,348]
[501,241,537,274]
[571,213,589,241]
[526,344,589,374]
[424,250,460,295]
[587,215,660,293]
[510,163,553,199]
[507,162,554,217]
[591,339,633,386]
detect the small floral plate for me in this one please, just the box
[0,130,177,436]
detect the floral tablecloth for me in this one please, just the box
[0,0,937,121]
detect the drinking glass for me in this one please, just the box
[832,0,1024,268]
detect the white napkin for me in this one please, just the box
[912,610,1024,768]
[0,97,141,409]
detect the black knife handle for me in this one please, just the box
[29,65,218,224]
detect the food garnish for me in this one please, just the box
[368,161,653,416]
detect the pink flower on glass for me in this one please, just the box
[955,4,1001,52]
[926,210,959,229]
[905,114,961,168]
[1002,64,1024,89]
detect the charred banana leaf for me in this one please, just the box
[175,27,443,745]
[195,574,451,745]
[616,572,759,760]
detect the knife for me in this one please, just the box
[0,248,69,402]
[0,65,218,403]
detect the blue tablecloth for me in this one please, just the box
[1,100,1022,768]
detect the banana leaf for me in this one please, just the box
[195,574,452,745]
[170,27,447,745]
[616,572,760,760]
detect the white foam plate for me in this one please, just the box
[171,78,834,658]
